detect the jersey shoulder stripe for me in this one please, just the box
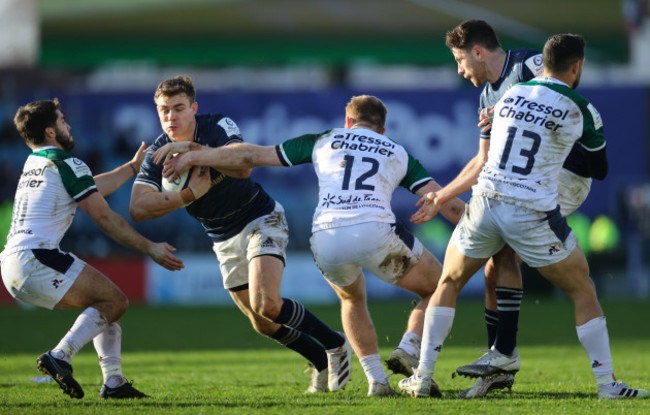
[32,148,96,201]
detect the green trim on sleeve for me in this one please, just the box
[400,154,431,190]
[280,130,331,165]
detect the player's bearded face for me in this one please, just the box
[572,60,584,89]
[54,126,74,152]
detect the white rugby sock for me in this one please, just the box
[52,307,108,362]
[93,322,125,386]
[359,354,388,384]
[417,306,455,378]
[576,316,614,385]
[397,332,421,358]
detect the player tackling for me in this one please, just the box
[398,33,648,400]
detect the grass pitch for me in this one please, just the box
[1,299,649,414]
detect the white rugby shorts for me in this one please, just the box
[212,202,289,289]
[1,248,86,309]
[557,168,592,217]
[452,196,577,268]
[310,221,423,287]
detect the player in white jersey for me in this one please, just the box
[152,95,465,397]
[399,34,648,400]
[444,19,597,398]
[0,99,184,400]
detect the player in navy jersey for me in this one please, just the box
[438,20,596,398]
[129,76,350,393]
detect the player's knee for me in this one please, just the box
[114,293,129,319]
[252,297,281,321]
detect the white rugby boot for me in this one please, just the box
[598,381,649,399]
[326,333,352,391]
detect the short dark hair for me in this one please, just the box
[14,98,60,146]
[345,95,387,131]
[154,75,196,103]
[543,34,585,73]
[446,19,501,51]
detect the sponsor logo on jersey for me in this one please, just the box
[321,192,382,208]
[525,54,544,77]
[499,95,569,132]
[64,158,92,178]
[587,103,603,130]
[218,117,241,137]
[330,132,396,157]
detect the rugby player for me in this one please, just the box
[1,99,184,399]
[153,94,466,396]
[130,76,351,394]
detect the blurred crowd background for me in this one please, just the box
[1,0,649,302]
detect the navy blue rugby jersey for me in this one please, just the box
[479,48,590,178]
[136,113,274,241]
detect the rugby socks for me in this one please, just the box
[485,309,499,348]
[51,307,108,363]
[271,326,328,372]
[576,316,614,385]
[93,322,125,387]
[397,332,421,358]
[494,287,522,355]
[417,306,455,378]
[359,354,388,384]
[274,298,344,349]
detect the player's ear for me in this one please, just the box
[191,101,198,115]
[344,116,352,128]
[44,126,55,139]
[473,45,483,60]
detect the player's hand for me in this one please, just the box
[187,166,212,200]
[478,106,495,134]
[152,142,193,165]
[162,152,194,179]
[147,242,184,271]
[130,141,151,172]
[410,192,442,224]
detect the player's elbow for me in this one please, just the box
[129,204,148,222]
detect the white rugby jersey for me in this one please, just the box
[275,127,432,232]
[1,147,97,258]
[474,77,605,212]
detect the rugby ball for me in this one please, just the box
[161,167,192,194]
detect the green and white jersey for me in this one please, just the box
[474,77,606,212]
[1,146,97,258]
[275,127,432,232]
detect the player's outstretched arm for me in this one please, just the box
[162,143,282,179]
[78,192,184,271]
[94,142,150,197]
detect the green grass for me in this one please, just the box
[1,299,649,414]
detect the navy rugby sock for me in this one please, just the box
[271,326,327,371]
[274,298,344,349]
[485,309,499,348]
[494,287,523,355]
